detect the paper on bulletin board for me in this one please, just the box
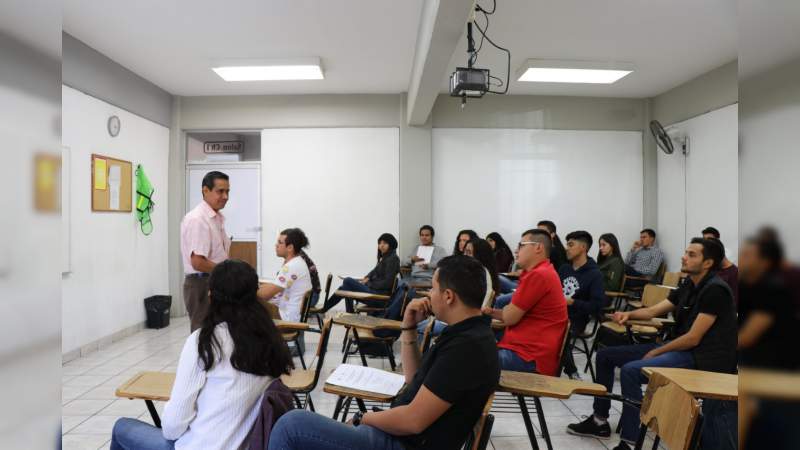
[108,164,121,210]
[94,158,107,190]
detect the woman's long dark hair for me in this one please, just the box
[486,232,513,257]
[377,233,398,261]
[538,220,565,253]
[466,238,500,297]
[198,259,294,377]
[453,229,479,255]
[597,233,622,264]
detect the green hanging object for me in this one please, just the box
[135,164,155,235]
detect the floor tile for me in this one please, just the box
[70,415,123,435]
[61,433,110,450]
[62,399,115,416]
[61,415,90,435]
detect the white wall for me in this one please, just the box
[62,85,170,354]
[261,128,400,278]
[657,104,739,269]
[432,129,643,256]
[740,59,800,261]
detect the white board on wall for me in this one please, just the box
[658,103,739,269]
[432,128,643,259]
[261,128,399,278]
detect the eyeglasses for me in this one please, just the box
[517,241,540,250]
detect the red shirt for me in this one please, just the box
[497,260,568,376]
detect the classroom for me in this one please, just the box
[46,1,800,449]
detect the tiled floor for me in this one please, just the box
[62,315,630,450]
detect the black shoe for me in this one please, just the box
[612,441,633,450]
[566,415,611,439]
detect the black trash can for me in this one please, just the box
[144,295,172,329]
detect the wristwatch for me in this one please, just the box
[351,411,364,427]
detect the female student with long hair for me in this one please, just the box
[486,231,515,273]
[452,229,479,256]
[321,233,401,312]
[596,233,625,292]
[111,259,294,450]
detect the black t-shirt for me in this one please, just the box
[391,315,499,450]
[739,273,800,370]
[667,273,737,373]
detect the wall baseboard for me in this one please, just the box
[62,321,146,364]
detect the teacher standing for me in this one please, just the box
[180,171,231,331]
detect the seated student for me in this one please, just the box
[416,238,500,338]
[487,231,515,273]
[268,255,500,450]
[402,225,448,282]
[482,229,568,375]
[559,231,607,380]
[538,220,568,271]
[623,228,665,287]
[568,238,737,450]
[597,233,625,292]
[738,230,800,450]
[257,228,314,322]
[111,260,294,450]
[702,227,739,304]
[452,229,479,256]
[322,233,401,312]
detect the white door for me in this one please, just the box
[186,163,262,274]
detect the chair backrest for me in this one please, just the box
[419,317,436,354]
[554,319,571,377]
[390,273,401,295]
[653,261,668,284]
[662,271,682,288]
[641,284,672,308]
[311,318,334,387]
[398,285,413,317]
[637,372,702,450]
[264,301,281,320]
[323,273,334,302]
[464,393,495,450]
[299,289,314,322]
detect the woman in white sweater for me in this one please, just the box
[110,259,294,450]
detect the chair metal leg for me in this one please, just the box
[342,338,352,363]
[386,342,397,371]
[517,395,540,450]
[356,398,368,412]
[332,396,345,421]
[306,393,315,412]
[633,424,647,450]
[341,327,351,353]
[294,338,307,369]
[651,436,660,450]
[340,397,353,422]
[533,396,553,450]
[352,329,368,367]
[581,338,596,381]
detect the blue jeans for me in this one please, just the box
[323,278,378,312]
[701,399,737,450]
[268,409,405,450]
[110,418,175,450]
[498,275,518,294]
[494,293,512,309]
[498,348,537,372]
[415,317,447,341]
[592,343,695,442]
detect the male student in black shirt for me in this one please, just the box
[559,230,607,380]
[268,255,500,450]
[567,238,737,450]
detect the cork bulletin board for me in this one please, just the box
[91,153,132,212]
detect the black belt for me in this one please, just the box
[186,273,210,279]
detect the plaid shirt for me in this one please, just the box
[625,245,665,276]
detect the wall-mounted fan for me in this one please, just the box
[649,120,689,155]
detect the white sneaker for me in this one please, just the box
[568,372,583,381]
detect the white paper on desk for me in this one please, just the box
[416,245,434,264]
[108,165,121,210]
[326,363,405,396]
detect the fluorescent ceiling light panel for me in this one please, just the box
[517,59,633,84]
[212,58,323,81]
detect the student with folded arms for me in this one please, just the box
[596,233,625,292]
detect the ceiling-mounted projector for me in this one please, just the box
[449,67,490,98]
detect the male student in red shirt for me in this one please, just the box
[483,228,568,375]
